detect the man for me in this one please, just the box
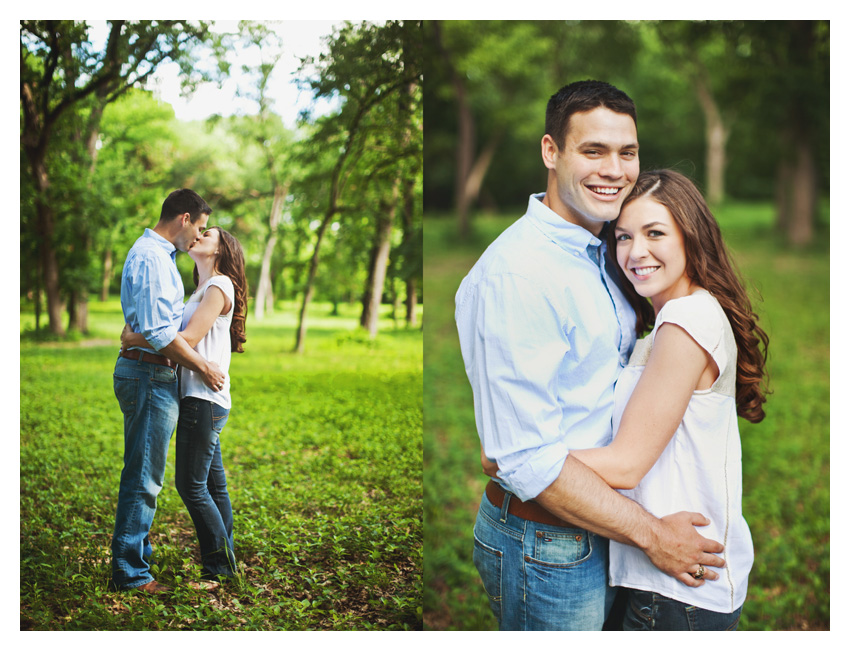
[455,81,725,630]
[111,189,226,594]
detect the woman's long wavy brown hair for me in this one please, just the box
[193,227,248,353]
[608,169,770,423]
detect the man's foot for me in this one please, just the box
[134,580,171,594]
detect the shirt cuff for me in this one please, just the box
[499,441,570,501]
[144,325,178,352]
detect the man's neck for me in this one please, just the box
[152,221,180,249]
[541,191,605,238]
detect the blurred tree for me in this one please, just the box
[753,20,828,246]
[428,20,554,239]
[360,42,421,337]
[220,22,298,320]
[425,20,641,237]
[20,20,211,334]
[93,89,180,301]
[291,20,422,352]
[647,20,828,243]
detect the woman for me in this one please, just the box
[568,169,769,630]
[122,226,248,582]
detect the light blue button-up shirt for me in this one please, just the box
[455,193,636,501]
[120,228,185,353]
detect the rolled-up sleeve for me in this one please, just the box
[129,252,178,351]
[457,272,571,501]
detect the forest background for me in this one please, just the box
[423,20,830,631]
[20,19,423,630]
[16,16,834,633]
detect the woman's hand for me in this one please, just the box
[481,445,500,478]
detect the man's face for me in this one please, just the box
[542,107,639,235]
[175,213,210,253]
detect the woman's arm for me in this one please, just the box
[178,284,228,348]
[120,284,228,351]
[570,323,714,490]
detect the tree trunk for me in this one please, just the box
[67,289,89,333]
[33,185,64,335]
[101,247,113,301]
[432,21,475,240]
[67,110,104,334]
[294,213,334,354]
[774,153,793,235]
[788,136,816,247]
[360,243,379,328]
[694,75,728,205]
[402,180,418,328]
[405,277,418,328]
[366,179,400,338]
[255,184,287,321]
[455,82,474,240]
[775,129,816,247]
[34,263,42,332]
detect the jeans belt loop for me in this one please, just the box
[499,490,511,523]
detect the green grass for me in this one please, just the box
[20,299,423,630]
[423,205,829,631]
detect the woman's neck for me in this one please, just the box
[195,260,217,288]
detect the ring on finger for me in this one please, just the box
[691,564,706,580]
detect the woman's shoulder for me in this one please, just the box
[207,274,235,296]
[654,289,727,348]
[659,289,721,324]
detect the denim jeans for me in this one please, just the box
[175,397,236,580]
[111,355,180,589]
[472,490,616,630]
[623,589,743,630]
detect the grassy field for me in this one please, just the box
[423,203,829,631]
[20,299,423,631]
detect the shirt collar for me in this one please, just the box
[525,193,602,254]
[143,228,178,261]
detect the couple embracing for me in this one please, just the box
[456,81,769,630]
[111,189,248,593]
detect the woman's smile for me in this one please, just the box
[615,196,694,313]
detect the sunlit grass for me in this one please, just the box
[20,299,423,630]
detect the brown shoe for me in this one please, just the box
[135,580,171,594]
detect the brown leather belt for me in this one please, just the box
[119,348,176,369]
[485,479,578,529]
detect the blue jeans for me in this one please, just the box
[623,589,743,630]
[111,355,180,589]
[175,397,236,580]
[473,490,616,630]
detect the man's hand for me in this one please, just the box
[480,445,499,478]
[157,336,225,392]
[201,361,226,392]
[643,511,726,587]
[120,323,133,349]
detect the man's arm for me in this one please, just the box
[157,335,225,390]
[534,454,725,587]
[120,323,225,391]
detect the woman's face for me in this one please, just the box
[188,228,221,264]
[614,196,693,313]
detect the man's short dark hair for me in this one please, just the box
[545,80,637,149]
[160,189,212,224]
